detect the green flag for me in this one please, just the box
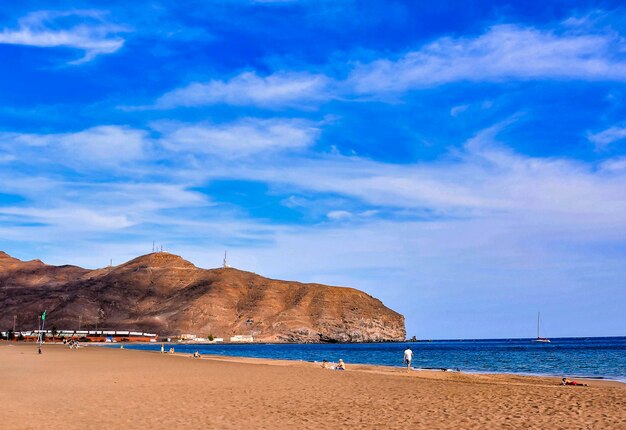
[41,310,46,322]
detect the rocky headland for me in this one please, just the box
[0,251,405,342]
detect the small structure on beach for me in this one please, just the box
[230,334,254,343]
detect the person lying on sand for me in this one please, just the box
[561,377,588,386]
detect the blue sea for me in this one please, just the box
[112,337,626,382]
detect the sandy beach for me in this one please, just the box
[1,343,624,429]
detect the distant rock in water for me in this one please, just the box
[0,251,405,342]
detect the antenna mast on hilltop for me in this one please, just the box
[223,250,230,268]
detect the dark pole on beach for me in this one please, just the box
[37,316,41,354]
[37,310,46,354]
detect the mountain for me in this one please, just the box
[0,251,405,342]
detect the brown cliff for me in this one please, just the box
[0,251,405,342]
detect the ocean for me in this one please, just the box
[111,337,626,382]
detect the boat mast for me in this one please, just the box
[537,312,540,338]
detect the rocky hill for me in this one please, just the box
[0,251,405,342]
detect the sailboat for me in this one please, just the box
[533,312,550,343]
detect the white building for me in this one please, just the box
[229,335,254,343]
[179,334,197,340]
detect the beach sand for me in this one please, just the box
[1,343,624,429]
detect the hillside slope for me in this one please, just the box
[0,251,405,342]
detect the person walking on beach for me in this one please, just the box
[404,347,413,371]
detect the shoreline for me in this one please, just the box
[7,338,624,384]
[37,341,626,388]
[92,341,626,386]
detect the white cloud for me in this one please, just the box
[587,125,626,149]
[450,104,469,117]
[327,210,352,220]
[0,126,149,169]
[203,122,626,228]
[0,206,134,231]
[0,118,319,173]
[0,176,209,237]
[5,119,625,231]
[326,210,379,221]
[144,16,626,111]
[159,118,319,157]
[252,0,300,3]
[0,10,128,64]
[59,126,147,163]
[349,24,626,93]
[154,71,332,109]
[70,182,207,211]
[601,156,626,172]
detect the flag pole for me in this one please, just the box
[38,310,47,354]
[36,316,41,350]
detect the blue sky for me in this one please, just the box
[1,1,626,339]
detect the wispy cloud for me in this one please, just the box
[4,119,625,230]
[348,23,626,94]
[601,156,626,172]
[0,126,149,169]
[205,122,626,229]
[588,125,626,149]
[0,10,129,64]
[0,175,208,236]
[326,210,352,220]
[157,118,319,158]
[0,118,320,175]
[145,18,626,111]
[153,71,332,109]
[450,104,469,117]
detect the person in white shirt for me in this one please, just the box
[403,347,413,371]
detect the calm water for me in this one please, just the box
[112,337,626,382]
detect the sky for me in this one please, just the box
[1,1,625,339]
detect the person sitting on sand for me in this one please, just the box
[193,351,201,358]
[169,347,175,354]
[336,359,346,370]
[561,377,588,386]
[321,359,329,369]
